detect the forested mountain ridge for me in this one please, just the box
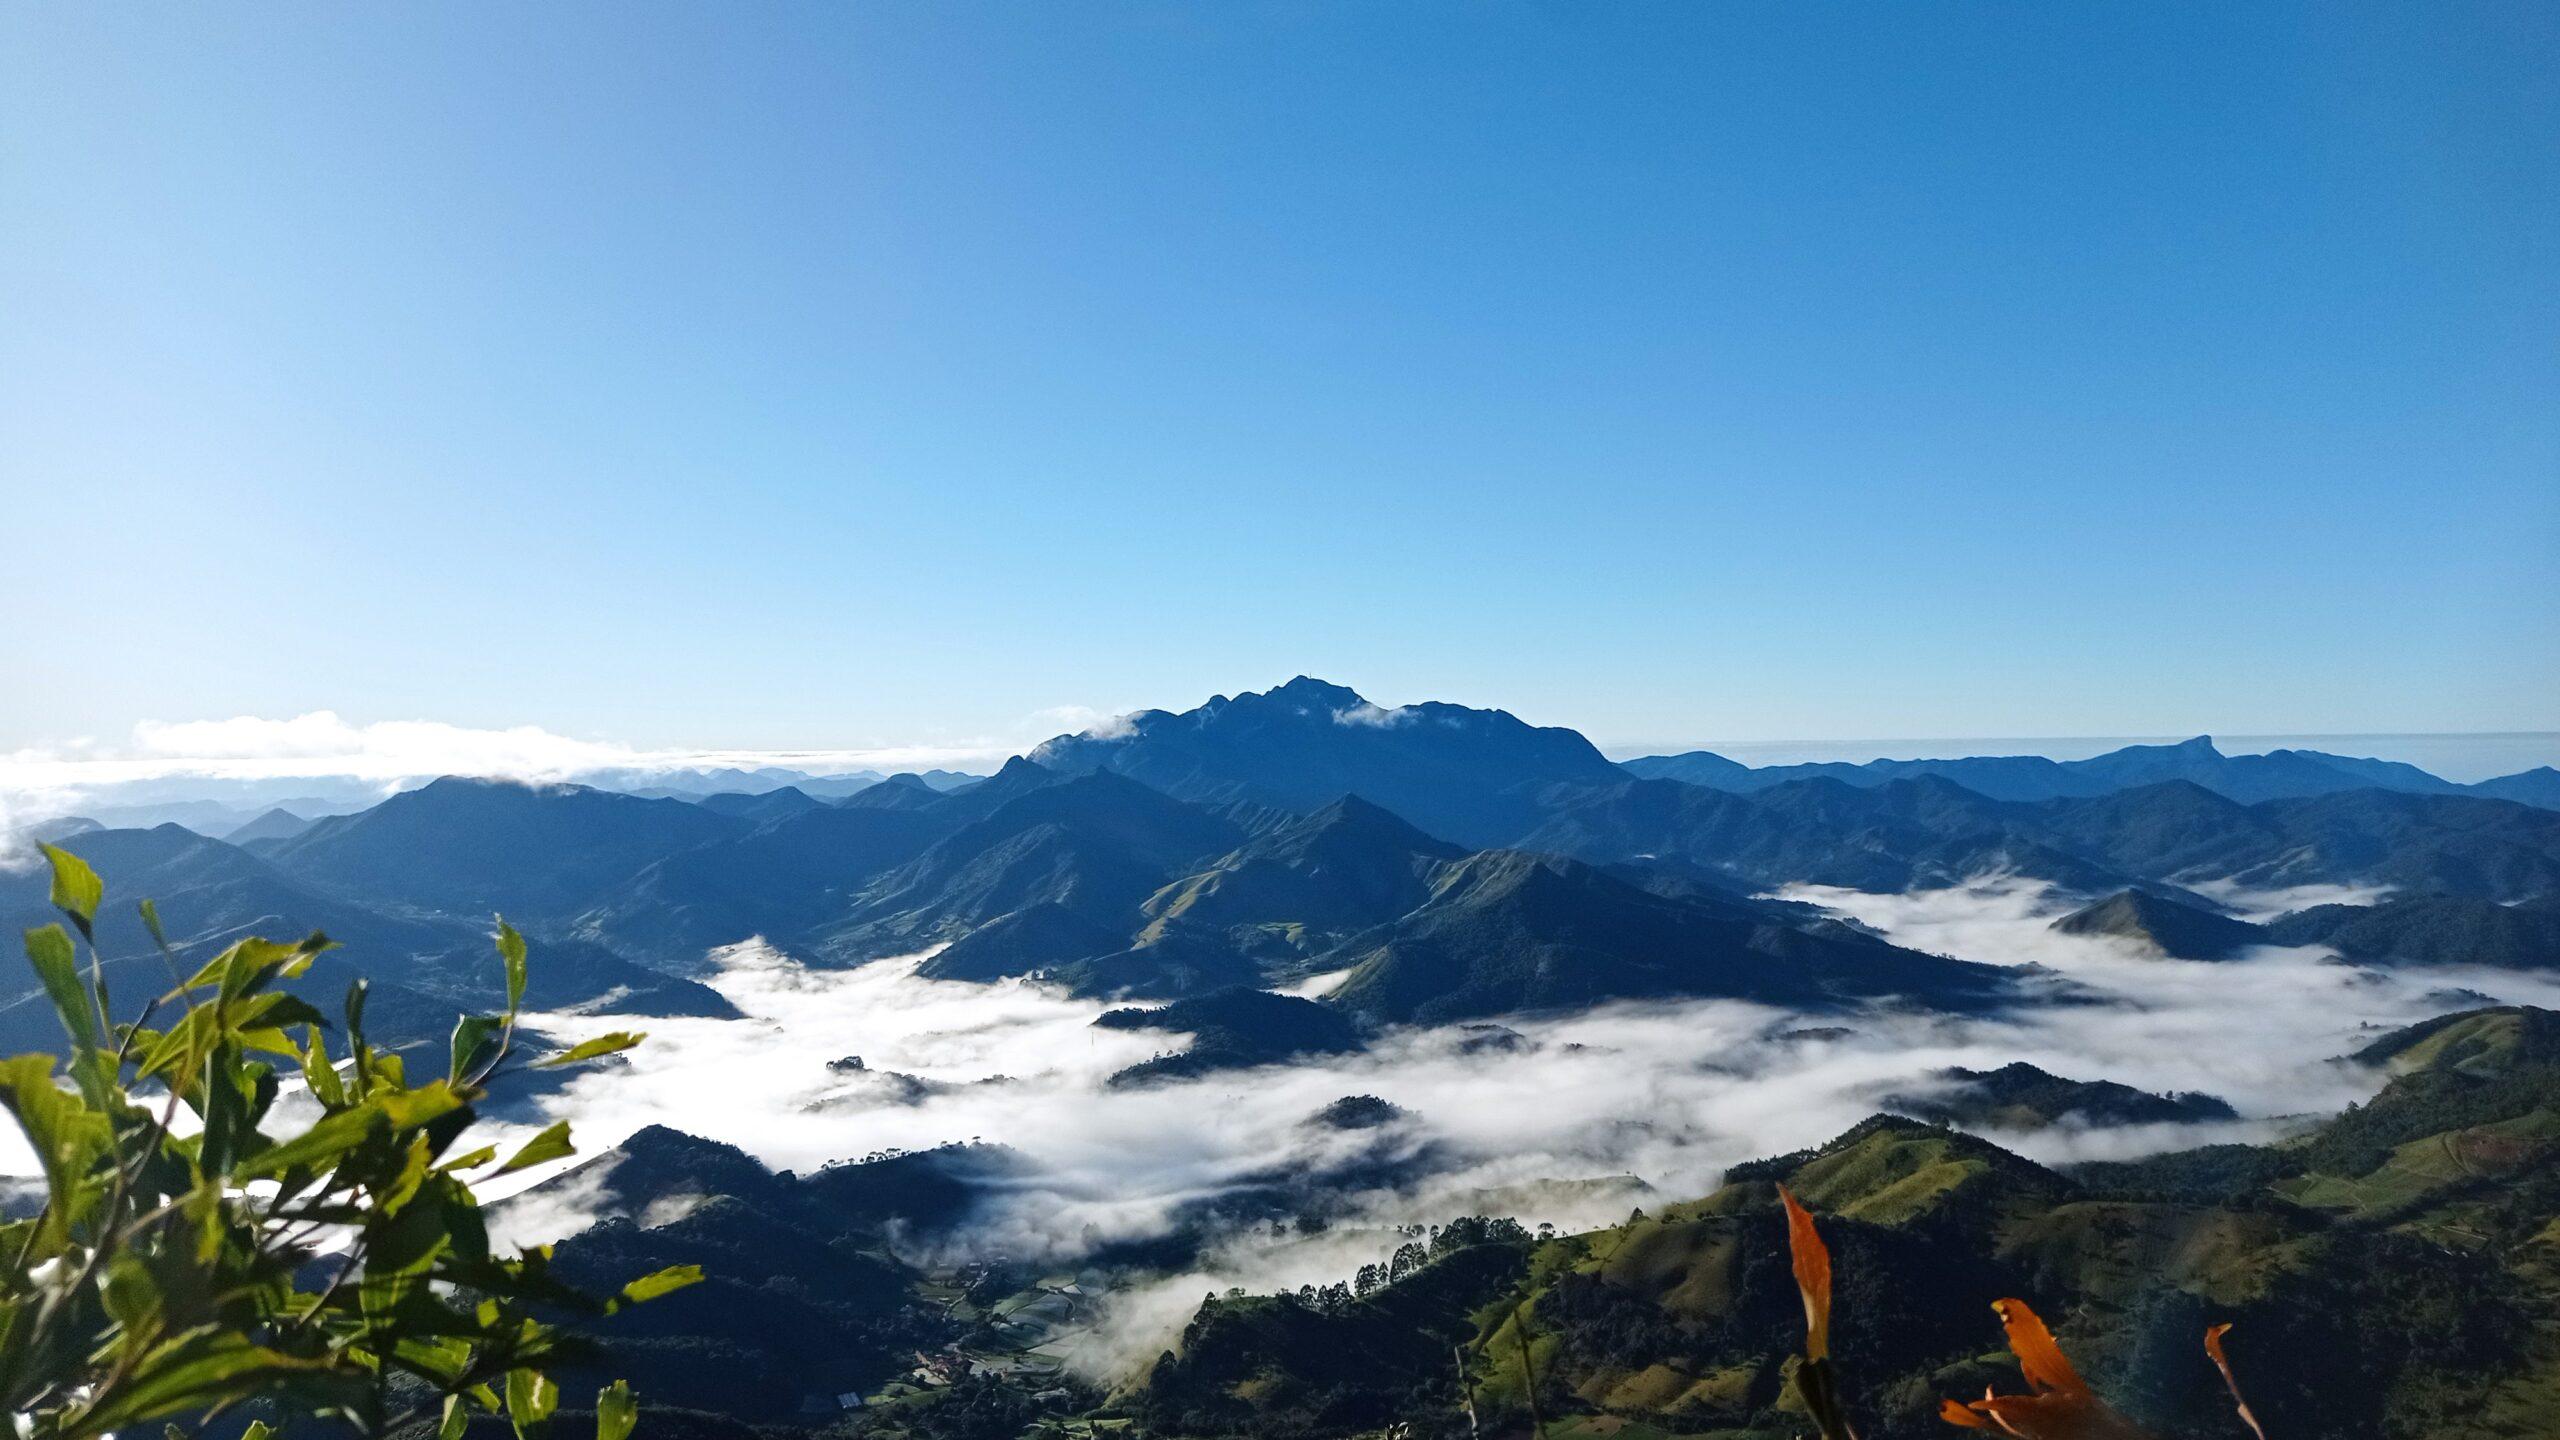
[1131,1004,2560,1440]
[1625,732,2560,808]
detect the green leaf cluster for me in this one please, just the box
[1,847,688,1440]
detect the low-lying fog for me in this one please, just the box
[22,877,2560,1376]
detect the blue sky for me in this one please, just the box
[5,2,2554,758]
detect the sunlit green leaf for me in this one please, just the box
[618,1265,703,1305]
[0,1054,110,1247]
[442,1393,471,1440]
[507,1366,560,1439]
[536,1032,644,1068]
[453,1013,504,1082]
[495,1121,575,1176]
[377,1081,466,1130]
[192,933,332,1002]
[39,842,103,940]
[23,922,101,1050]
[237,1101,385,1180]
[72,1328,322,1433]
[301,1026,347,1107]
[597,1379,637,1440]
[497,919,529,1015]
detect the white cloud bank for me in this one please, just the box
[0,856,2528,1376]
[267,874,2553,1380]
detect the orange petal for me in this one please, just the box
[1992,1298,2088,1397]
[2203,1322,2267,1440]
[1779,1184,1832,1361]
[1940,1397,1992,1428]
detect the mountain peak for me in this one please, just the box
[1264,675,1364,706]
[1023,680,1618,847]
[979,755,1058,790]
[1304,792,1428,833]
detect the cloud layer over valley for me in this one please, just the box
[425,876,2560,1376]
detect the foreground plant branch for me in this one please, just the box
[0,844,698,1440]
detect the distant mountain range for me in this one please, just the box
[24,765,987,835]
[0,822,735,1061]
[12,679,2559,1054]
[1625,732,2560,808]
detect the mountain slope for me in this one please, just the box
[813,770,1246,959]
[2049,888,2267,959]
[1321,850,2014,1025]
[911,901,1128,982]
[1883,1061,2237,1129]
[571,802,960,966]
[2473,766,2560,809]
[1139,794,1466,953]
[1095,987,1363,1086]
[514,1127,1013,1422]
[2264,894,2560,970]
[1519,772,2145,894]
[263,776,749,919]
[1521,773,2560,906]
[224,806,315,844]
[1139,1004,2560,1440]
[691,785,828,823]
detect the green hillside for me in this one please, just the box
[1130,1006,2560,1440]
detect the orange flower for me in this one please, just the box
[1939,1299,2158,1439]
[1779,1187,1858,1440]
[1779,1185,1832,1362]
[2203,1323,2266,1440]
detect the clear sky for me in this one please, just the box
[5,2,2554,759]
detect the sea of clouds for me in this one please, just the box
[373,875,2557,1376]
[7,866,2551,1376]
